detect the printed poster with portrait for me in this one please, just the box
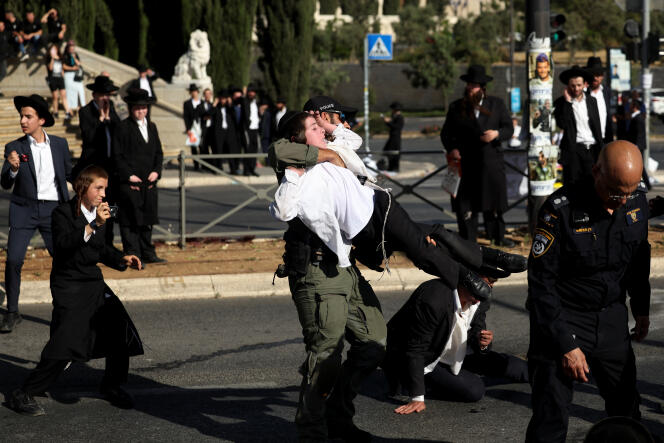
[527,48,559,196]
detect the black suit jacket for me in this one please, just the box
[183,98,199,132]
[627,112,646,153]
[128,73,158,101]
[1,134,72,225]
[595,85,613,143]
[75,100,121,178]
[553,93,603,165]
[384,279,490,397]
[196,100,215,133]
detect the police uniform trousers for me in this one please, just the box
[526,303,640,443]
[289,259,387,441]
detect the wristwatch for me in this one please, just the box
[89,220,98,230]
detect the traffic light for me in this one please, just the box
[647,32,664,64]
[550,13,566,46]
[623,19,641,62]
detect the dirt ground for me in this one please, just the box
[6,225,664,282]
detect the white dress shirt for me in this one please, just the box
[572,95,595,144]
[24,131,59,201]
[590,85,607,139]
[220,107,228,129]
[139,76,153,97]
[275,107,287,126]
[136,118,149,142]
[410,291,480,402]
[80,204,97,242]
[248,99,259,130]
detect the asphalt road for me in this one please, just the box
[1,280,663,442]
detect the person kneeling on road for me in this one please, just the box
[382,265,529,414]
[8,165,144,416]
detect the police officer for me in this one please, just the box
[526,141,651,442]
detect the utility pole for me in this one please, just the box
[525,0,554,234]
[642,0,652,170]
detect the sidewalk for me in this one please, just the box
[13,256,664,305]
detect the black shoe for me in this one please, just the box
[8,389,45,416]
[0,312,22,333]
[142,255,167,264]
[460,269,492,302]
[494,250,527,273]
[243,170,259,177]
[495,238,516,248]
[327,420,372,442]
[100,384,134,409]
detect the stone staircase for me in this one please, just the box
[0,48,189,161]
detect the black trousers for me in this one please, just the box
[426,352,529,402]
[23,354,129,395]
[199,126,215,172]
[243,128,259,173]
[562,143,599,187]
[120,225,156,260]
[454,198,507,244]
[353,191,462,290]
[526,303,640,443]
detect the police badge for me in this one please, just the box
[531,228,554,258]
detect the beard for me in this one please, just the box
[461,88,485,118]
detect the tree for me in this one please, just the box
[402,29,457,109]
[392,5,437,48]
[256,0,315,109]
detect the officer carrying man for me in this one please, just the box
[526,140,651,442]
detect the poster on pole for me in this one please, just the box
[526,38,560,196]
[609,48,631,92]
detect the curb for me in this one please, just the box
[15,257,664,305]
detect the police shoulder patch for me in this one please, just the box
[531,228,555,258]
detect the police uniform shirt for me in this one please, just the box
[527,179,651,355]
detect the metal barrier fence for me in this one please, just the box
[0,149,529,248]
[157,149,529,248]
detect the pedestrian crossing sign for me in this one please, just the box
[367,34,393,60]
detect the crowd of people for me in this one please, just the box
[182,84,289,176]
[0,38,657,442]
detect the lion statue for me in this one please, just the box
[172,29,212,89]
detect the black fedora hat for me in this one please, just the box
[122,88,156,106]
[584,56,605,77]
[188,83,199,92]
[559,65,593,85]
[86,75,119,94]
[389,101,403,111]
[14,94,54,127]
[460,65,493,84]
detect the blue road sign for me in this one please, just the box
[511,87,521,114]
[367,34,393,61]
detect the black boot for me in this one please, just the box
[0,312,22,333]
[8,389,45,416]
[481,247,527,273]
[459,267,492,302]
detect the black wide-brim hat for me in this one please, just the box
[14,94,54,127]
[123,87,156,106]
[460,64,493,84]
[584,56,605,77]
[303,95,358,115]
[188,83,199,92]
[389,101,403,111]
[86,75,119,94]
[559,65,593,85]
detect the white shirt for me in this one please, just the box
[269,164,374,268]
[275,107,287,126]
[27,131,59,201]
[81,204,97,242]
[411,291,480,402]
[590,85,607,138]
[474,98,483,119]
[248,99,259,130]
[139,76,153,97]
[136,118,149,142]
[191,98,201,109]
[220,107,228,129]
[93,101,112,158]
[571,95,595,144]
[203,102,212,128]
